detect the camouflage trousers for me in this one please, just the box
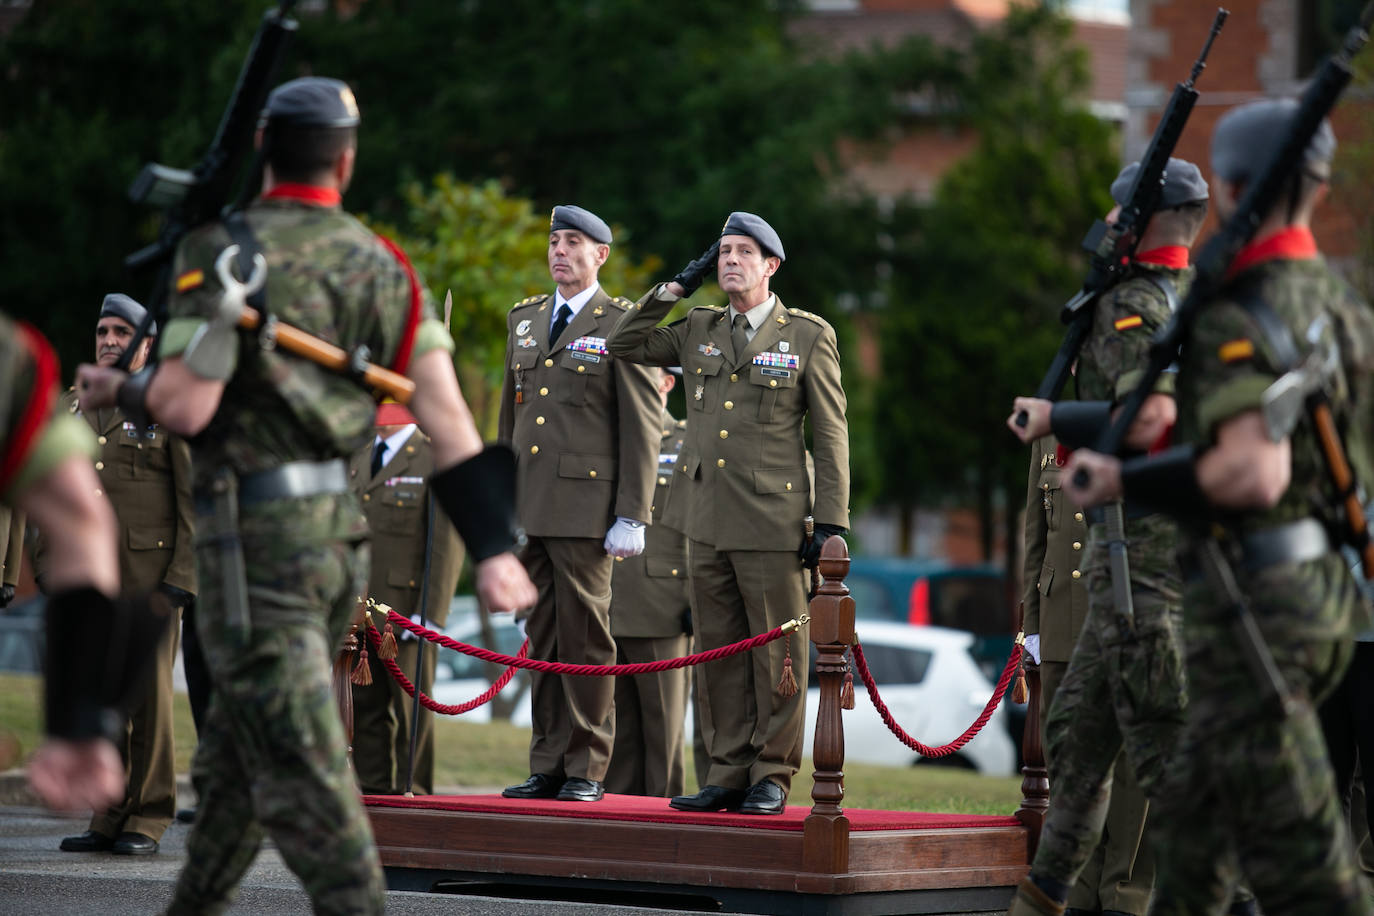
[166,525,383,916]
[1148,552,1372,916]
[1028,521,1187,897]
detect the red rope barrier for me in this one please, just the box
[379,606,794,676]
[852,641,1022,759]
[364,623,529,715]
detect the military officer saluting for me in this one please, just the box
[498,205,662,803]
[40,293,197,857]
[606,367,693,798]
[350,399,465,796]
[610,212,850,815]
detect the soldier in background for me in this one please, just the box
[350,399,464,796]
[0,507,23,608]
[606,367,691,798]
[40,294,197,858]
[1021,435,1153,916]
[610,212,850,815]
[497,205,661,804]
[1065,99,1374,916]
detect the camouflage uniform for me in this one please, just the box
[1026,263,1188,910]
[1149,246,1374,915]
[157,192,451,915]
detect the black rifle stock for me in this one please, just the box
[1015,7,1227,428]
[118,1,300,370]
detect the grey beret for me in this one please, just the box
[1211,98,1336,183]
[263,77,360,129]
[550,205,612,244]
[99,293,154,337]
[1111,157,1209,209]
[720,211,785,261]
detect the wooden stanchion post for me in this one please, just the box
[803,536,855,874]
[1014,663,1048,860]
[334,622,360,758]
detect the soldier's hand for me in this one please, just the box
[1062,449,1122,507]
[1022,633,1041,666]
[475,553,537,615]
[0,584,14,608]
[158,583,194,612]
[1007,397,1053,443]
[669,240,721,299]
[28,737,124,812]
[604,517,646,559]
[75,363,128,412]
[799,523,846,569]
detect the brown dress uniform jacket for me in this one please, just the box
[36,390,196,843]
[348,428,465,795]
[1021,434,1153,913]
[607,411,691,797]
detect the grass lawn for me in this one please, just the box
[0,671,1023,815]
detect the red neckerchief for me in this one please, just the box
[1135,246,1189,269]
[1226,226,1318,279]
[262,183,342,207]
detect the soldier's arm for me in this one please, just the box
[161,435,197,597]
[803,324,851,529]
[1020,440,1047,637]
[497,323,516,444]
[1092,281,1178,450]
[608,285,688,367]
[612,357,663,525]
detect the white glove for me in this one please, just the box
[604,517,646,558]
[1023,633,1041,666]
[400,612,424,642]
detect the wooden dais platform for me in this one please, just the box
[362,540,1048,914]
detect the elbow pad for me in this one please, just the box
[431,444,526,563]
[1120,444,1206,520]
[1049,400,1113,451]
[45,587,174,743]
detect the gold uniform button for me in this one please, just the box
[651,505,656,512]
[1074,512,1084,522]
[719,430,728,439]
[724,400,734,410]
[730,373,739,382]
[786,482,793,491]
[577,365,586,373]
[545,358,554,367]
[539,387,549,396]
[589,470,597,478]
[97,435,107,445]
[696,367,702,375]
[658,476,667,485]
[530,446,540,455]
[671,568,679,576]
[156,540,165,548]
[1072,541,1082,551]
[716,458,726,468]
[409,579,417,587]
[362,494,370,502]
[615,556,624,562]
[536,416,545,425]
[1071,569,1082,580]
[769,379,778,388]
[1042,483,1050,491]
[94,461,104,470]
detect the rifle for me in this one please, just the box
[119,1,301,371]
[1078,0,1374,712]
[1014,8,1227,428]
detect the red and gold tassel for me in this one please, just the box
[378,622,398,661]
[776,636,799,698]
[350,642,373,686]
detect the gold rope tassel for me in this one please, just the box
[776,635,799,698]
[378,622,398,661]
[840,654,856,710]
[1011,630,1029,705]
[350,641,373,686]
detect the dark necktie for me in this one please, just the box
[371,440,387,477]
[731,312,750,358]
[550,303,572,346]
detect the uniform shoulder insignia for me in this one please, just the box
[1113,315,1144,331]
[691,303,725,314]
[511,293,550,312]
[787,307,828,326]
[1218,338,1256,364]
[608,296,633,310]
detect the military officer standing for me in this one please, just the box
[609,212,850,815]
[350,399,465,796]
[76,77,535,914]
[497,205,661,804]
[38,294,197,857]
[606,367,692,798]
[1021,435,1154,916]
[1065,100,1374,915]
[0,506,23,607]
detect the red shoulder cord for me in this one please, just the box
[0,322,60,495]
[373,234,423,376]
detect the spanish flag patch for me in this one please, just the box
[1218,339,1255,363]
[175,269,204,293]
[1113,315,1143,331]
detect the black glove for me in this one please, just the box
[798,524,846,570]
[158,583,195,611]
[0,584,13,608]
[670,240,721,298]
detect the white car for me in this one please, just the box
[430,607,533,725]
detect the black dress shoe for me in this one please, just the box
[111,831,159,855]
[502,773,562,799]
[175,807,197,824]
[738,779,786,815]
[555,777,604,802]
[59,830,114,852]
[669,785,747,812]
